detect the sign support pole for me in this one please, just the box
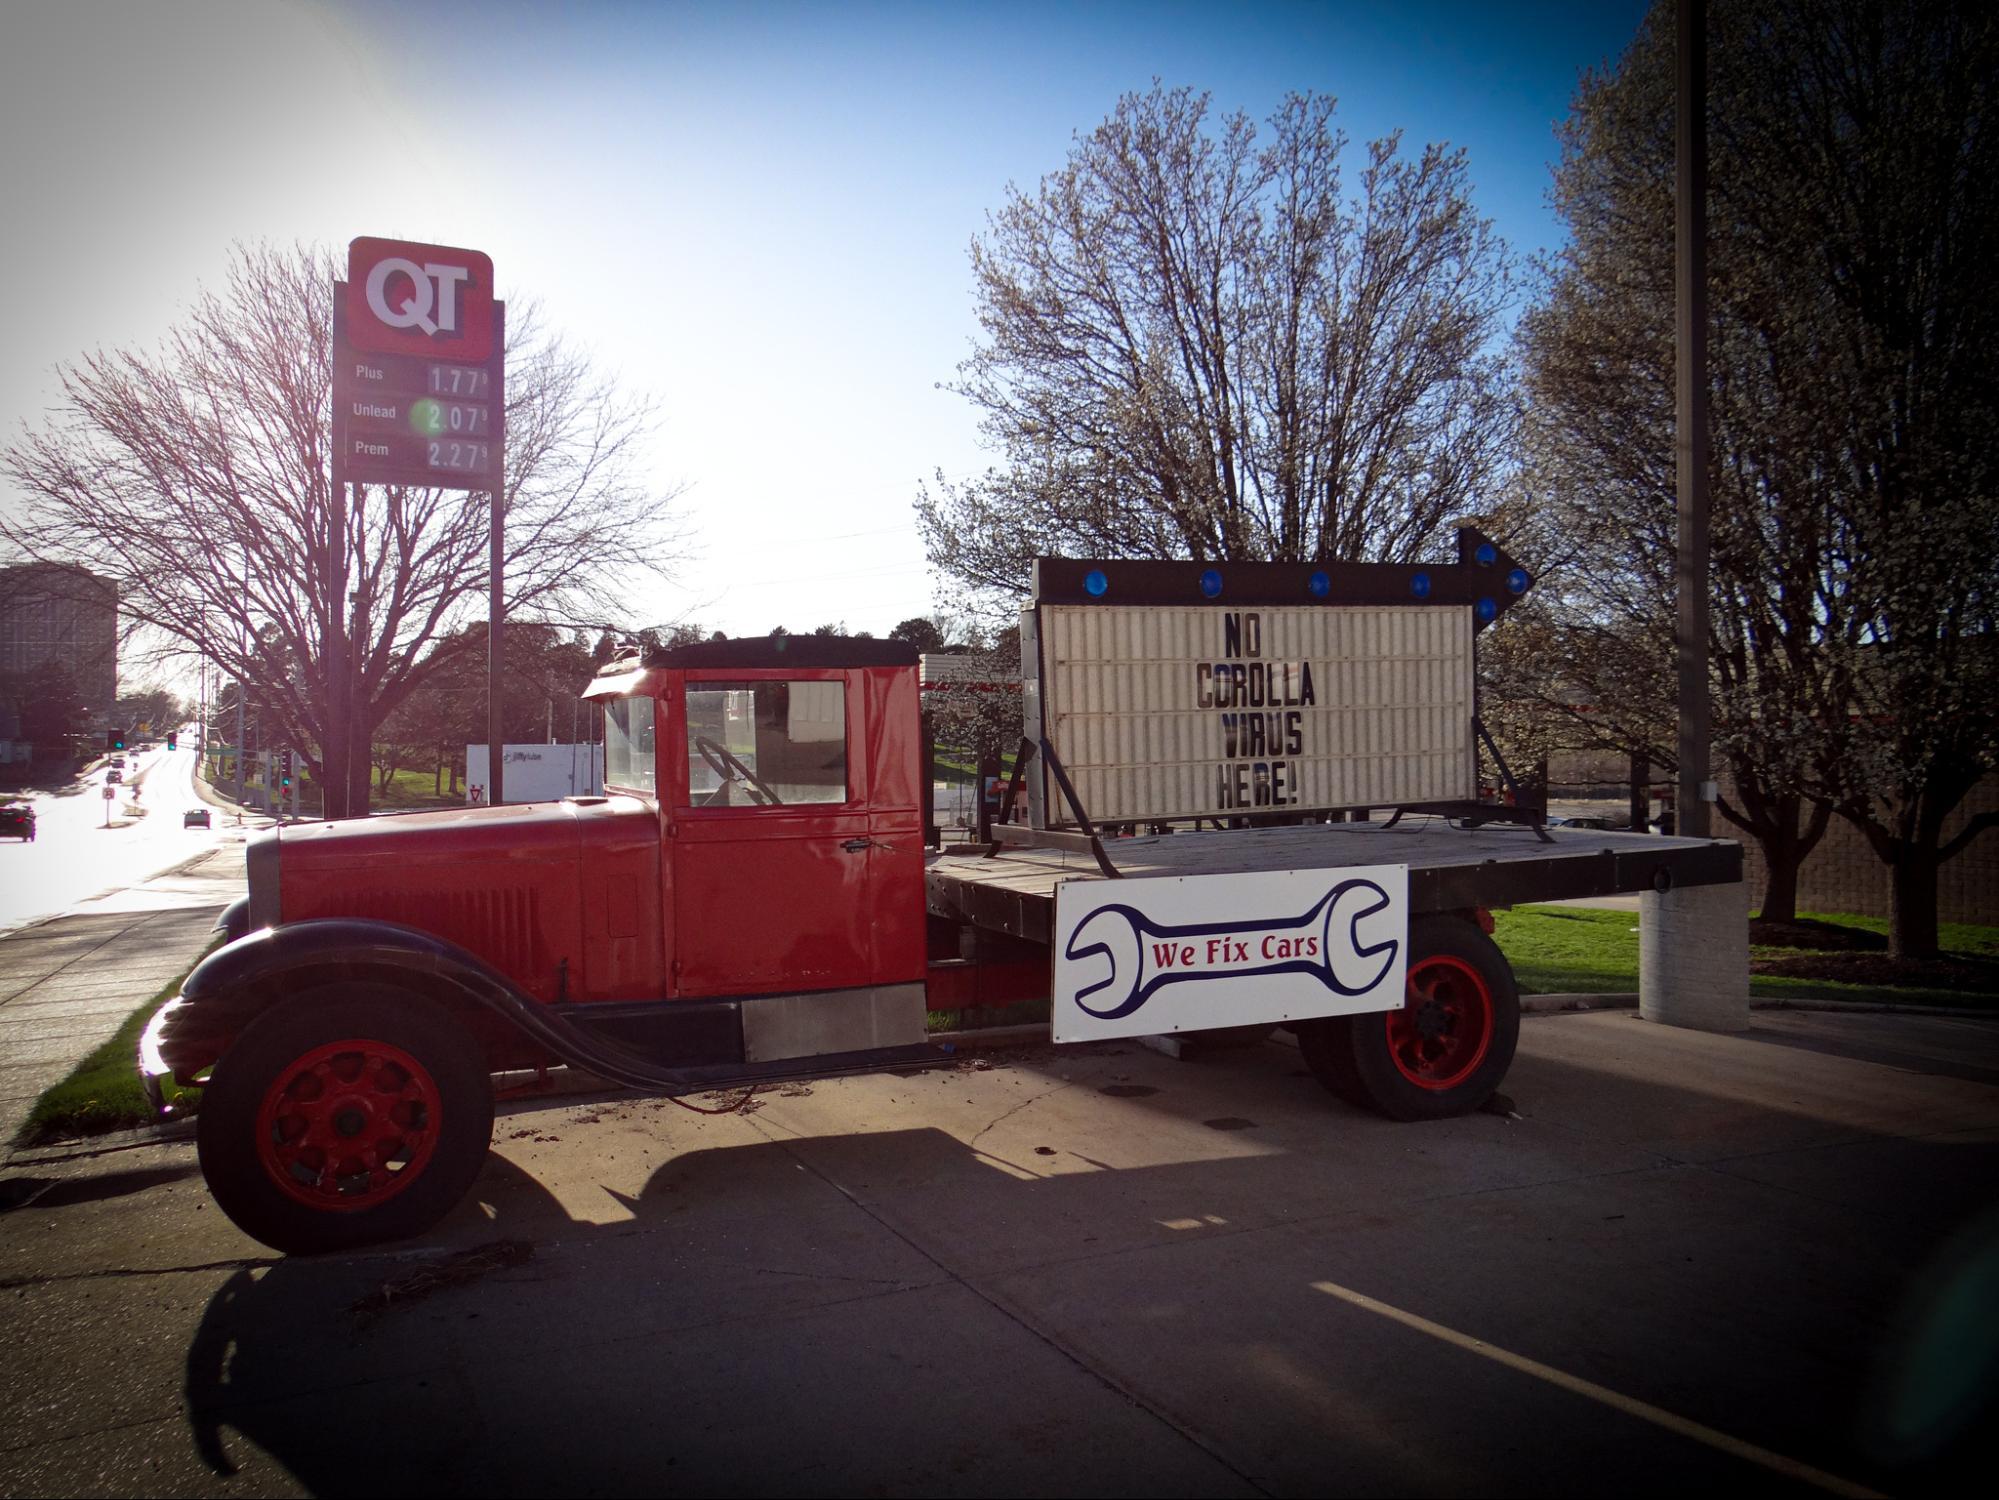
[487,301,506,808]
[328,285,351,822]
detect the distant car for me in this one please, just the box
[0,802,33,842]
[106,769,123,784]
[183,808,212,829]
[1552,814,1623,831]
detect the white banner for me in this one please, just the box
[1036,604,1474,824]
[1052,865,1409,1043]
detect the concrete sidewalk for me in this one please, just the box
[0,841,247,1145]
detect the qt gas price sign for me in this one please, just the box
[332,238,504,490]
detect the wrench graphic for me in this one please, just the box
[1063,878,1399,1021]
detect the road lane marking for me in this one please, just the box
[1308,1279,1883,1498]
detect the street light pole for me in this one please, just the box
[1675,0,1712,839]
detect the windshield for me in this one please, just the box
[603,695,658,793]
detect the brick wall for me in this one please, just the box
[1734,773,1998,924]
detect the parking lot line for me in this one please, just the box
[1309,1277,1883,1498]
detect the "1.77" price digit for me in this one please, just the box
[427,364,491,397]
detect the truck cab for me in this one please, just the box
[143,636,930,1254]
[583,636,927,1011]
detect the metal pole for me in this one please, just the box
[1675,0,1712,838]
[328,287,351,822]
[233,673,245,807]
[349,570,364,818]
[487,301,507,807]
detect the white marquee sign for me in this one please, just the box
[1034,603,1476,826]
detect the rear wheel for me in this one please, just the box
[195,986,494,1254]
[1297,915,1519,1121]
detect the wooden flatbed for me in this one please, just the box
[927,817,1742,944]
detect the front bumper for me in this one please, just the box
[136,996,190,1121]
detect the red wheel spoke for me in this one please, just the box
[1385,955,1495,1091]
[254,1037,445,1214]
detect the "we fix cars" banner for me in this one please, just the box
[1051,865,1409,1043]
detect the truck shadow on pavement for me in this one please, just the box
[172,1056,1999,1499]
[0,1162,201,1213]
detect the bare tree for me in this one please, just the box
[2,242,685,814]
[1514,0,1999,951]
[919,85,1517,617]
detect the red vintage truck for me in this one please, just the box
[141,539,1740,1254]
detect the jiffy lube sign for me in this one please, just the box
[1051,865,1409,1042]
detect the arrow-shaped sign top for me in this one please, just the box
[1031,525,1532,631]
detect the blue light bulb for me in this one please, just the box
[1476,597,1497,622]
[1506,568,1530,595]
[1084,568,1108,597]
[1200,569,1223,598]
[1475,542,1498,566]
[1411,571,1432,599]
[1308,571,1330,599]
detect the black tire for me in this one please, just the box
[195,986,494,1255]
[1296,914,1519,1122]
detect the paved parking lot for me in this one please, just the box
[2,1007,1994,1496]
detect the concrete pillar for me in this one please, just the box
[1640,879,1750,1031]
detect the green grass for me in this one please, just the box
[202,758,462,812]
[1493,905,1999,1007]
[1492,906,1643,995]
[927,997,1051,1033]
[932,752,1019,784]
[17,945,217,1144]
[1746,911,1999,961]
[368,766,461,810]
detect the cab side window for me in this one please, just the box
[685,680,846,807]
[603,694,658,794]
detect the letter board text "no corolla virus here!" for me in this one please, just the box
[1023,532,1532,827]
[1051,865,1409,1043]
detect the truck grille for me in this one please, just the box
[324,885,545,981]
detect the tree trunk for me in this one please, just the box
[1758,838,1802,923]
[1887,849,1941,960]
[320,735,351,821]
[347,757,373,819]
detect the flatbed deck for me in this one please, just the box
[927,817,1742,944]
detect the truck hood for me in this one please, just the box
[250,795,660,1002]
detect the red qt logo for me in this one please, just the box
[346,237,495,360]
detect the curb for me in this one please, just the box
[1750,995,1999,1019]
[6,1117,198,1167]
[1517,991,1998,1019]
[1523,992,1637,1013]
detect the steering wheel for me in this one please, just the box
[694,735,783,806]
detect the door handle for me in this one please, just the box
[841,837,871,852]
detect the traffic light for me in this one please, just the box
[166,731,178,751]
[106,729,126,752]
[279,750,293,789]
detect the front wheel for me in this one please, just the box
[1296,915,1520,1121]
[195,986,494,1254]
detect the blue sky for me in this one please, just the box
[1,0,1647,650]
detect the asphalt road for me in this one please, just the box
[2,1008,1994,1497]
[0,746,234,934]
